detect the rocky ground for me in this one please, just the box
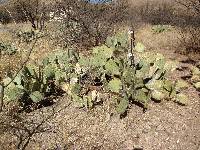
[0,24,199,150]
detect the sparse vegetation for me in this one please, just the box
[0,0,199,149]
[0,41,17,55]
[152,25,171,34]
[0,9,11,24]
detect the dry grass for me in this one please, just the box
[0,23,63,79]
[136,24,179,51]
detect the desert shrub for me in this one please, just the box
[176,0,200,15]
[7,0,50,30]
[0,42,17,55]
[0,9,11,24]
[178,26,200,54]
[175,0,200,27]
[50,0,129,48]
[139,1,175,25]
[173,0,200,55]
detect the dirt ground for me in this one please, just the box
[0,24,199,150]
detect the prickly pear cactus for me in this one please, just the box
[106,31,129,49]
[2,50,74,104]
[2,31,189,115]
[190,65,200,91]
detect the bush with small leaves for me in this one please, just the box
[0,42,17,55]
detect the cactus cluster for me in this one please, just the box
[3,49,76,104]
[2,31,189,113]
[190,64,200,90]
[106,31,129,49]
[74,42,189,113]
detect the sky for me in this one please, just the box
[88,0,112,4]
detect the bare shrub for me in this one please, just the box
[178,26,200,54]
[176,0,200,15]
[0,7,11,24]
[175,0,200,27]
[139,1,176,25]
[0,11,11,24]
[175,0,200,55]
[50,0,129,48]
[7,0,50,30]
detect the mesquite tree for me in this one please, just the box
[9,0,49,30]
